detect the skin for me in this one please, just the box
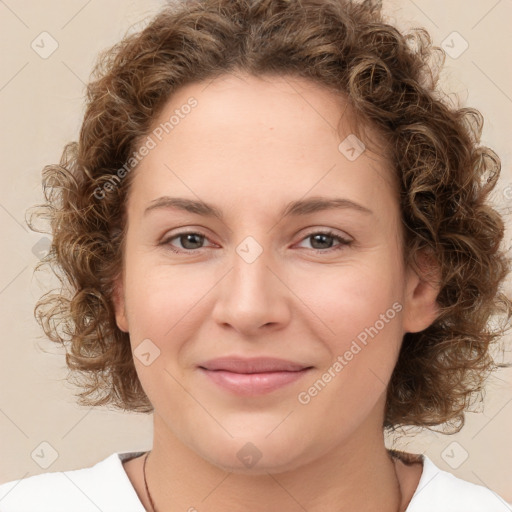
[113,72,439,511]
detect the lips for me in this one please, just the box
[198,357,313,396]
[199,356,311,373]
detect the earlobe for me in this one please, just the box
[402,249,442,334]
[112,276,129,333]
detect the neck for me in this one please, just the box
[143,413,404,512]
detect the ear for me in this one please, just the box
[402,248,442,333]
[112,274,129,333]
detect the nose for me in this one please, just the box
[210,243,292,337]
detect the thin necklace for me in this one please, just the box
[142,450,403,512]
[143,451,157,512]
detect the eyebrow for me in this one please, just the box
[143,196,374,219]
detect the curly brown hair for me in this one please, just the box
[27,0,512,433]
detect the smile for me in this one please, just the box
[198,357,314,396]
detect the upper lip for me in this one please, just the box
[199,357,312,374]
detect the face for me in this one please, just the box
[114,73,439,474]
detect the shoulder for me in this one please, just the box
[0,452,146,512]
[406,454,512,512]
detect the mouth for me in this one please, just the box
[198,357,314,396]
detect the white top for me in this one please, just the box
[0,451,510,511]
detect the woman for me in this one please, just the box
[1,0,511,510]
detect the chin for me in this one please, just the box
[191,430,316,475]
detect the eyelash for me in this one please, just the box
[161,230,353,255]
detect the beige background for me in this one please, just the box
[1,0,511,504]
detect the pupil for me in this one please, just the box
[312,234,332,249]
[182,234,203,249]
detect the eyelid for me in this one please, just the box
[293,228,353,252]
[298,227,353,243]
[160,230,216,251]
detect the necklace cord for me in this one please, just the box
[143,451,157,512]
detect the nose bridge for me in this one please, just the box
[211,235,289,333]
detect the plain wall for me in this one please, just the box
[0,0,511,503]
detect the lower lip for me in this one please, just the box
[199,368,311,396]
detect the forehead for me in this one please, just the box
[128,72,396,213]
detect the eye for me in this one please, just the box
[161,231,213,253]
[160,229,353,255]
[296,230,353,253]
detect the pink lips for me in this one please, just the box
[198,357,313,396]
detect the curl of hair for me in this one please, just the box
[28,0,512,430]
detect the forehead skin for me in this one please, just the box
[127,72,399,244]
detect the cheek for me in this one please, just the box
[292,265,404,432]
[121,259,214,404]
[294,259,405,412]
[123,253,214,334]
[296,259,404,347]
